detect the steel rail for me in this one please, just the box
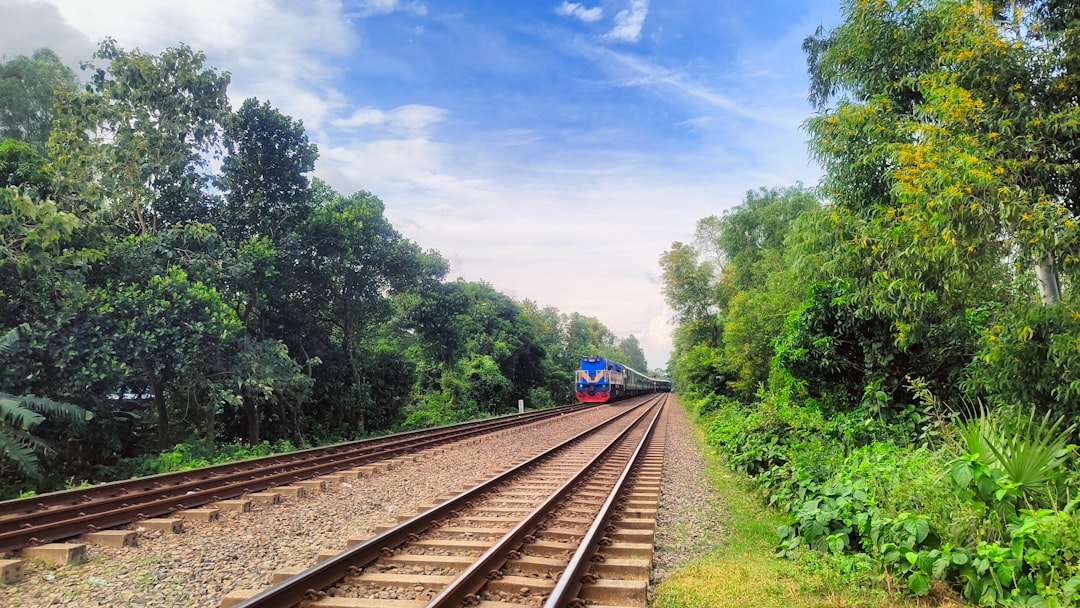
[0,403,595,553]
[426,396,664,607]
[544,393,666,608]
[229,398,654,608]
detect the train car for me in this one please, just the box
[575,355,671,403]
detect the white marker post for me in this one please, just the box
[518,399,524,414]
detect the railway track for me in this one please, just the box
[0,404,597,555]
[223,394,668,608]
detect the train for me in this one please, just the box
[575,355,672,403]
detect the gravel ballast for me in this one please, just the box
[2,399,718,607]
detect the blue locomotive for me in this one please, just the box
[575,355,672,403]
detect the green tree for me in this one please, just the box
[804,0,1080,318]
[0,49,77,152]
[0,139,54,197]
[0,185,83,329]
[659,241,721,345]
[617,334,648,371]
[286,189,441,435]
[215,98,318,243]
[518,300,574,403]
[463,354,513,415]
[0,324,91,479]
[798,0,1080,409]
[93,266,241,450]
[49,39,231,233]
[228,338,313,446]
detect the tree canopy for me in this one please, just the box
[0,41,648,494]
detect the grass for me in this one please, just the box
[649,405,969,608]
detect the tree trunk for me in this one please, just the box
[287,400,304,448]
[205,392,216,454]
[244,401,260,444]
[153,376,169,452]
[1034,254,1061,305]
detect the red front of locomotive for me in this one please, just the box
[576,355,621,403]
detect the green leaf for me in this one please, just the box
[908,572,931,596]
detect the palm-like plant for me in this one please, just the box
[1,324,91,478]
[960,404,1076,510]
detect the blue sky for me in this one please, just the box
[1,0,841,369]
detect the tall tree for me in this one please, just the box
[617,334,648,371]
[215,98,318,243]
[49,39,231,233]
[799,0,1080,413]
[659,241,722,347]
[0,49,77,152]
[804,0,1080,317]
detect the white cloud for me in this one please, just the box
[555,1,602,23]
[639,308,676,369]
[14,0,357,136]
[604,0,649,43]
[587,44,799,127]
[332,104,448,136]
[350,0,428,18]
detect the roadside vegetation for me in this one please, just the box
[652,403,966,608]
[0,44,656,498]
[658,1,1080,606]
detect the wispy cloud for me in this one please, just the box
[590,45,798,126]
[349,0,428,18]
[604,0,649,43]
[332,104,447,136]
[554,1,602,23]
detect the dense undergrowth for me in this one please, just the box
[692,391,1079,606]
[657,2,1080,604]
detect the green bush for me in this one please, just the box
[698,374,1080,605]
[133,439,298,476]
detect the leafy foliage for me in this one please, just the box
[0,49,78,152]
[664,2,1080,605]
[0,38,652,495]
[0,324,91,478]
